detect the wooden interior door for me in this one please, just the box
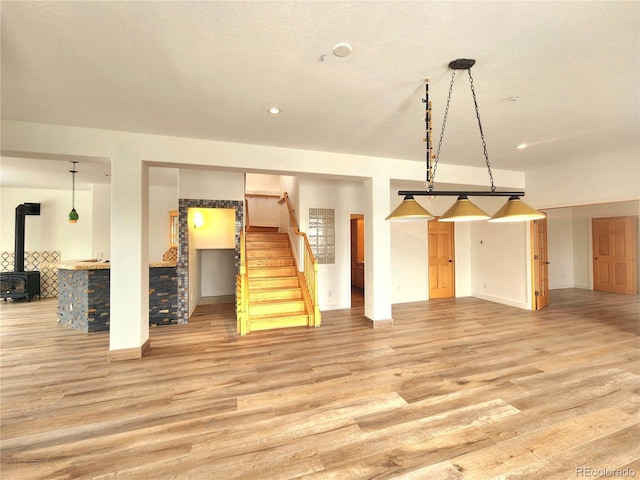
[532,216,550,310]
[428,220,454,299]
[593,216,637,294]
[350,217,365,290]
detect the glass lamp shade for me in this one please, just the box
[68,208,79,224]
[386,195,434,222]
[439,196,490,222]
[489,196,545,222]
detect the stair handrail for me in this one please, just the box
[280,192,321,327]
[245,197,251,233]
[237,229,249,334]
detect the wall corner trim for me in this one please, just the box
[107,338,151,362]
[363,316,394,329]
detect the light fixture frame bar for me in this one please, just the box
[398,190,524,197]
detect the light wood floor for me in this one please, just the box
[1,289,638,479]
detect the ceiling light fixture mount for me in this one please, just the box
[387,58,544,223]
[333,42,352,57]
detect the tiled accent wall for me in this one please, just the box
[308,208,335,264]
[1,251,60,297]
[58,267,178,332]
[57,269,110,333]
[177,199,244,324]
[149,267,179,326]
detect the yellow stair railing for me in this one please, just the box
[236,230,249,335]
[281,192,321,327]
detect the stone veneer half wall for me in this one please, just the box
[177,199,244,324]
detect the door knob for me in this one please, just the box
[448,259,453,263]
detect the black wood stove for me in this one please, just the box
[1,203,41,302]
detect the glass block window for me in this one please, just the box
[308,208,335,264]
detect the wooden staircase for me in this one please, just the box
[245,231,311,331]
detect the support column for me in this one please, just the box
[108,155,150,361]
[363,176,393,327]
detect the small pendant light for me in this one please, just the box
[439,195,490,222]
[489,196,545,222]
[68,161,79,223]
[386,195,434,221]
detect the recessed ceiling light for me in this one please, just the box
[516,143,527,149]
[333,42,352,57]
[268,107,280,115]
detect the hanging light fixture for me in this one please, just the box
[387,59,544,222]
[68,161,79,223]
[385,194,434,221]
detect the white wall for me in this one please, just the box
[454,222,472,297]
[149,185,178,261]
[470,220,530,310]
[572,214,591,289]
[298,177,366,310]
[178,168,244,200]
[201,249,236,297]
[246,173,281,194]
[546,208,576,289]
[526,148,640,209]
[0,187,93,260]
[92,183,111,260]
[246,196,280,227]
[389,196,428,304]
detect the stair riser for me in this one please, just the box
[249,316,309,331]
[246,241,289,249]
[250,278,300,289]
[248,267,297,278]
[247,249,292,258]
[248,258,295,267]
[250,301,306,316]
[250,289,302,301]
[247,233,288,242]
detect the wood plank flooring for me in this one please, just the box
[1,289,638,479]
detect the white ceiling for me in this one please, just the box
[1,1,638,190]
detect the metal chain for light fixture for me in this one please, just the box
[428,70,456,192]
[427,63,497,193]
[467,69,496,192]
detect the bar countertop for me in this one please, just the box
[57,260,177,270]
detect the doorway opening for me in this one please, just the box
[176,199,244,323]
[350,214,365,306]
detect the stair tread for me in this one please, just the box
[250,311,308,320]
[251,286,301,291]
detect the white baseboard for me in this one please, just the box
[472,292,529,310]
[549,283,575,290]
